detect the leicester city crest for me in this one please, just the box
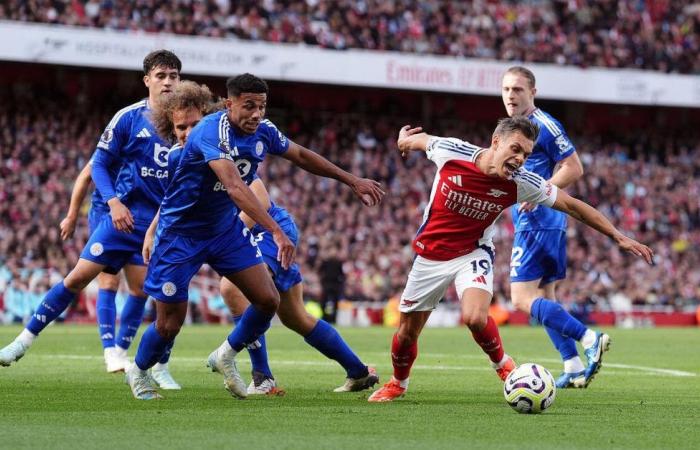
[255,141,264,156]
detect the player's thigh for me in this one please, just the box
[97,271,120,291]
[277,283,316,335]
[223,263,279,313]
[64,258,108,291]
[399,256,456,314]
[220,277,251,316]
[123,264,147,297]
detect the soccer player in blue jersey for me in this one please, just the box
[127,75,384,400]
[60,157,152,374]
[502,66,604,388]
[152,80,379,395]
[0,51,182,390]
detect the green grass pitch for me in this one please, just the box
[1,325,698,449]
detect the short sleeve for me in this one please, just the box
[96,109,133,156]
[536,115,576,162]
[197,124,232,164]
[262,120,290,155]
[515,169,558,207]
[425,136,480,169]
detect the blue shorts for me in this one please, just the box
[80,215,146,274]
[510,229,567,285]
[88,207,109,235]
[252,208,303,293]
[144,219,264,303]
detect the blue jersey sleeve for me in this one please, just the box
[96,106,135,156]
[196,124,233,163]
[261,119,290,155]
[91,149,118,201]
[539,118,576,163]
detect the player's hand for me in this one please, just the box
[397,125,423,157]
[617,235,654,265]
[142,230,156,264]
[59,216,77,240]
[108,198,134,232]
[350,177,385,206]
[518,202,538,213]
[272,229,296,270]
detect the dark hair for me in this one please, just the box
[504,66,536,89]
[151,80,223,141]
[226,73,269,97]
[493,116,539,142]
[143,50,182,75]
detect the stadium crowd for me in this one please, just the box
[1,82,699,326]
[2,0,699,74]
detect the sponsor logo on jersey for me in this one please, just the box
[545,182,553,197]
[472,275,486,285]
[136,128,152,138]
[162,282,177,297]
[154,143,170,168]
[255,141,264,156]
[140,167,168,179]
[90,242,104,256]
[447,175,463,187]
[213,181,227,192]
[440,182,504,220]
[486,188,508,198]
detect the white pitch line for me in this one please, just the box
[28,354,697,378]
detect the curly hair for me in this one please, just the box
[151,80,223,142]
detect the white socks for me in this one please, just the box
[564,357,585,373]
[580,329,597,348]
[16,329,37,347]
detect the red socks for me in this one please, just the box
[470,316,504,364]
[391,333,417,381]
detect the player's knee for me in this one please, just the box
[98,275,119,291]
[463,311,488,331]
[510,293,534,313]
[396,327,419,346]
[254,290,280,316]
[155,318,182,341]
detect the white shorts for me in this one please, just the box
[399,246,495,313]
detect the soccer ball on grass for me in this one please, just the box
[503,363,556,414]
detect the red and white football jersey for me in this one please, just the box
[413,136,558,261]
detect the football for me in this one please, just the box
[503,363,557,414]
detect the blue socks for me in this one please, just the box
[116,295,147,349]
[304,320,367,379]
[134,323,171,370]
[227,305,274,353]
[158,340,174,364]
[531,297,586,341]
[96,289,117,349]
[26,282,76,335]
[544,325,579,361]
[233,315,272,377]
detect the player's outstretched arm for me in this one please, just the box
[60,163,93,240]
[209,159,295,269]
[281,141,385,207]
[552,190,654,264]
[396,125,430,156]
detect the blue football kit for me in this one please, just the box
[510,108,576,284]
[81,99,170,273]
[144,111,293,302]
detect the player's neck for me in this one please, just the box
[523,105,537,116]
[475,149,497,177]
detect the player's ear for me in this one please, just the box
[531,87,537,97]
[143,74,150,88]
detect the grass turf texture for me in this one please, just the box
[1,325,698,449]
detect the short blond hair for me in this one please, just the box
[504,66,536,89]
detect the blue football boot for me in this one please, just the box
[582,332,611,387]
[555,370,586,389]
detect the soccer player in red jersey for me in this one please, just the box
[368,117,653,402]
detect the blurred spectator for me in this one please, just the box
[2,0,699,73]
